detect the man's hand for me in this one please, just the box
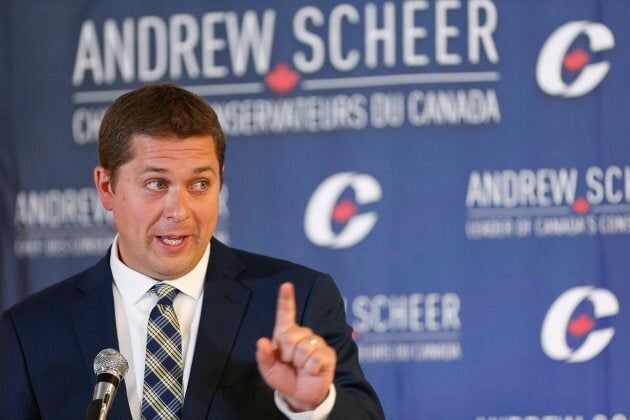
[256,282,336,412]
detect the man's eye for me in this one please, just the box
[146,180,166,191]
[191,180,209,191]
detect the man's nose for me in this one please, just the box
[163,187,191,222]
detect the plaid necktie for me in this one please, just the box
[141,283,183,420]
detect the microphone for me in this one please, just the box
[85,348,129,420]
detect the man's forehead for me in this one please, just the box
[129,134,217,157]
[123,134,220,175]
[130,133,215,147]
[138,165,217,175]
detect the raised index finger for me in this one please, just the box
[274,282,296,331]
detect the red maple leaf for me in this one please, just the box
[332,199,358,224]
[265,62,300,95]
[563,48,590,73]
[568,313,595,337]
[572,197,590,215]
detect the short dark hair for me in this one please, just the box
[98,83,225,187]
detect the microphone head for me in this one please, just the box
[93,348,129,380]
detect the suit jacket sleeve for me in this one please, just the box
[0,310,40,420]
[300,274,385,420]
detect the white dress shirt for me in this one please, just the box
[109,235,334,419]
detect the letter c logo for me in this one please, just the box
[304,172,381,249]
[536,21,614,98]
[541,286,619,363]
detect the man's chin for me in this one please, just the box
[147,256,200,280]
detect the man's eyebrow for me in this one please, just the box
[192,166,216,175]
[139,166,167,174]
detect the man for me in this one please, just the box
[0,84,384,419]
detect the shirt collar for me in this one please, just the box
[110,235,210,306]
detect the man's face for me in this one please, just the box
[95,134,221,280]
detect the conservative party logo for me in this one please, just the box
[541,286,619,363]
[304,172,381,249]
[536,20,614,98]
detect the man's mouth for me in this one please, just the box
[158,236,186,246]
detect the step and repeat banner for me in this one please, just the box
[2,1,630,418]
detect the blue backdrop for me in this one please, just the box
[2,1,630,418]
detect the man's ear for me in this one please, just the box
[94,166,114,211]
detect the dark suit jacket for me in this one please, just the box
[0,238,384,419]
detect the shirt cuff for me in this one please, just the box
[274,384,336,420]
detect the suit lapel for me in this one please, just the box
[182,238,249,420]
[70,254,131,419]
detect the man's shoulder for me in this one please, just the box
[228,245,325,280]
[6,255,109,321]
[236,247,318,272]
[212,239,334,294]
[221,243,343,316]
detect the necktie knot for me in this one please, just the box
[152,283,178,306]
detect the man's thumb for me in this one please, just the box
[256,337,277,374]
